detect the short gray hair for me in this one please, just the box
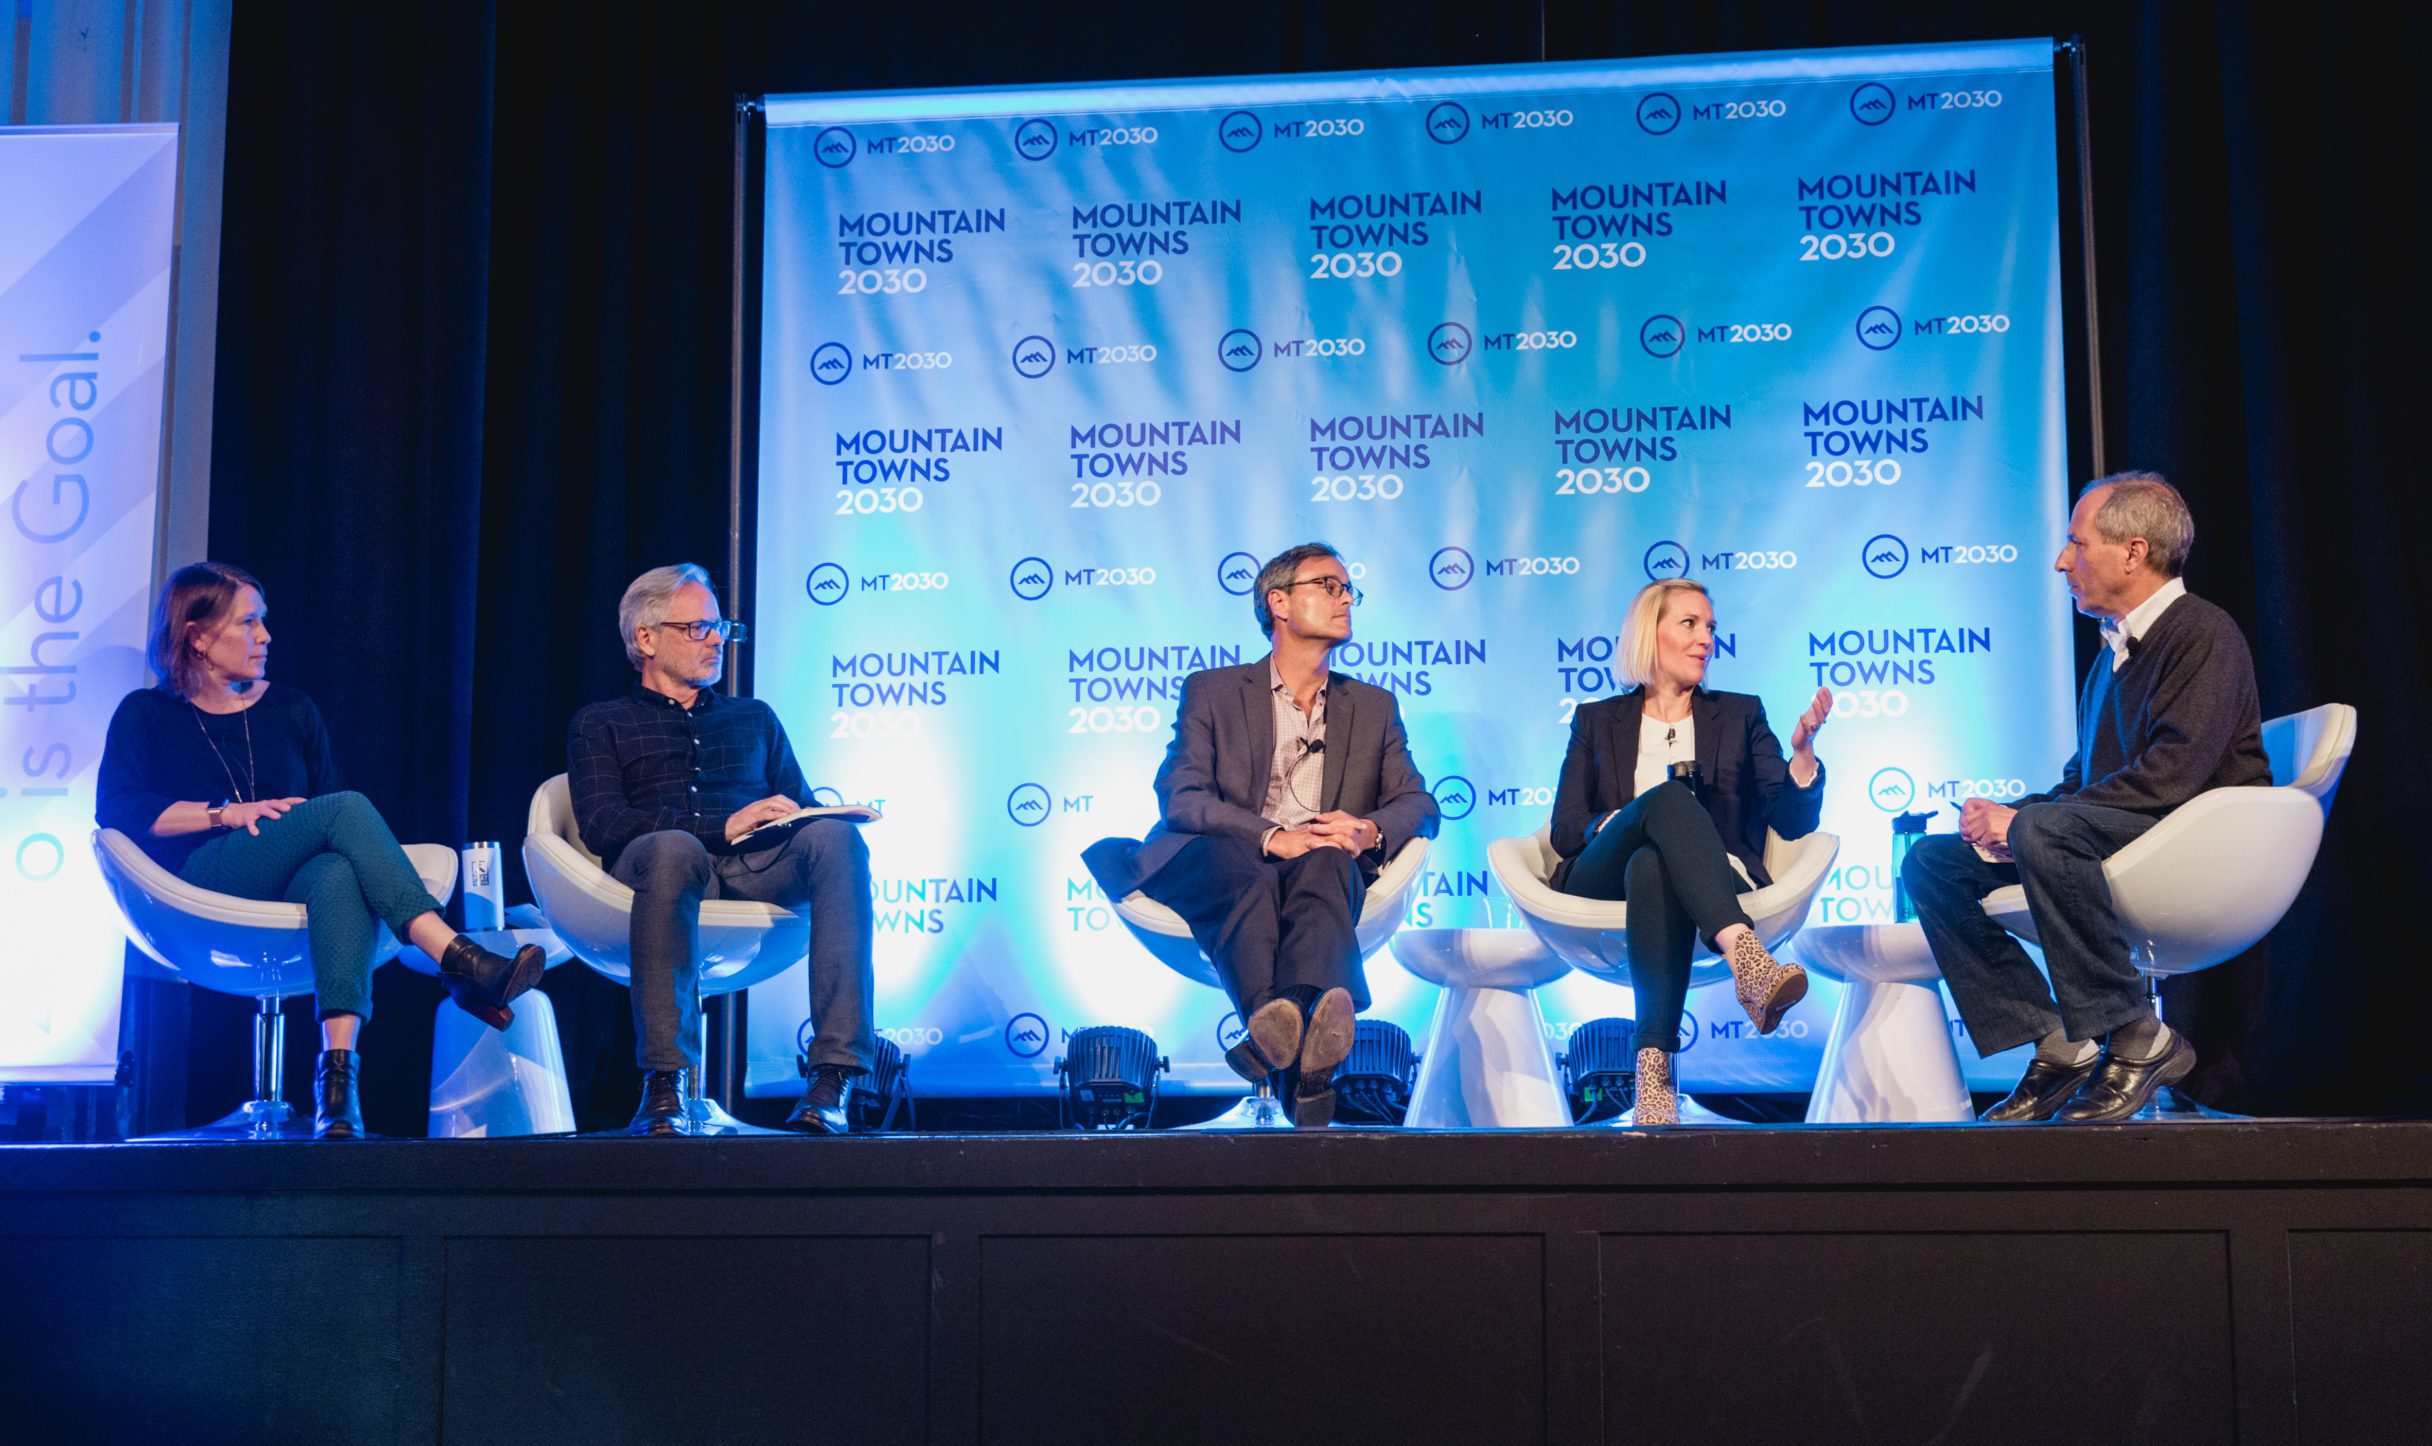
[1251,541,1342,636]
[2082,471,2194,578]
[618,563,713,670]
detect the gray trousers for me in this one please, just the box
[611,821,877,1075]
[1900,800,2159,1055]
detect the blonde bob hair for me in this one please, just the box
[1614,578,1711,689]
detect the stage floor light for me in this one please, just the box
[1559,1017,1639,1125]
[856,1038,912,1132]
[1335,1018,1420,1126]
[1055,1026,1166,1131]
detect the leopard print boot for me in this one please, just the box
[1632,1047,1679,1127]
[1727,931,1809,1035]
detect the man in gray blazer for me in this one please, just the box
[1084,542,1440,1126]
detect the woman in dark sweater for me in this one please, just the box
[1546,578,1833,1124]
[97,562,543,1138]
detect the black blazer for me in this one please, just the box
[1548,687,1825,891]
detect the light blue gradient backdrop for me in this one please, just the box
[747,41,2069,1098]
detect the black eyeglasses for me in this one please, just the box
[1274,577,1363,605]
[653,619,749,644]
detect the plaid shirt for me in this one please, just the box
[567,685,811,870]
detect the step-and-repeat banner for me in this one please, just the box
[1,125,179,1082]
[747,40,2071,1097]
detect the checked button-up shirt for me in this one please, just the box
[567,684,812,872]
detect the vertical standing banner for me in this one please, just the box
[748,41,2072,1097]
[1,125,179,1081]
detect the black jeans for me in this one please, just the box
[611,821,877,1075]
[1141,836,1370,1014]
[1900,800,2159,1054]
[1559,781,1754,1055]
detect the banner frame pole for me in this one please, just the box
[2060,35,2106,477]
[709,93,764,1116]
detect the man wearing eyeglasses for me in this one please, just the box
[567,563,876,1136]
[1084,542,1440,1126]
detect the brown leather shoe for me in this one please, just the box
[1290,989,1357,1129]
[1222,997,1304,1083]
[1726,932,1807,1034]
[1632,1047,1678,1126]
[785,1064,859,1134]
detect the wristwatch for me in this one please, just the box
[208,803,227,830]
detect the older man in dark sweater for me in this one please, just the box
[568,564,877,1136]
[1903,473,2271,1123]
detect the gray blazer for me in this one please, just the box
[1084,658,1441,898]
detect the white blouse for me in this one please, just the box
[1604,707,1753,887]
[1633,710,1694,799]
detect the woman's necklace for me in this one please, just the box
[189,695,258,803]
[1647,691,1692,757]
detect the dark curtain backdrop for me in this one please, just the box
[163,0,2426,1132]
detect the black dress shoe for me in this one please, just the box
[438,934,547,1032]
[313,1049,365,1139]
[1223,998,1304,1083]
[2056,1031,2196,1122]
[1980,1055,2101,1122]
[786,1064,860,1135]
[1291,988,1357,1129]
[630,1069,690,1136]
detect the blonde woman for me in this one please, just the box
[1547,578,1832,1124]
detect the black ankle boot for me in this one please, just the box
[314,1049,365,1139]
[438,934,546,1031]
[631,1069,690,1136]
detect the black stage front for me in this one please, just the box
[5,1120,2429,1446]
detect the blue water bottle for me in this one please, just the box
[1889,810,1937,923]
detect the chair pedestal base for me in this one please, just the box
[140,1097,313,1142]
[1615,1096,1745,1128]
[429,993,577,1138]
[1672,1096,1748,1127]
[677,1096,788,1137]
[1806,977,1973,1124]
[1580,1095,1749,1129]
[2135,1087,2249,1123]
[1177,1084,1291,1130]
[1406,983,1570,1129]
[135,996,310,1141]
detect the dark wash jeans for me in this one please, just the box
[1558,780,1756,1056]
[1900,800,2160,1055]
[611,820,877,1075]
[181,790,443,1021]
[1140,836,1369,1015]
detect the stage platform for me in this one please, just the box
[4,1119,2429,1446]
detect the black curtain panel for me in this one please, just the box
[167,4,499,1134]
[167,0,2424,1132]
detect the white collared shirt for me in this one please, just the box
[2103,576,2186,671]
[1259,658,1327,829]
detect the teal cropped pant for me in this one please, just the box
[179,791,443,1021]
